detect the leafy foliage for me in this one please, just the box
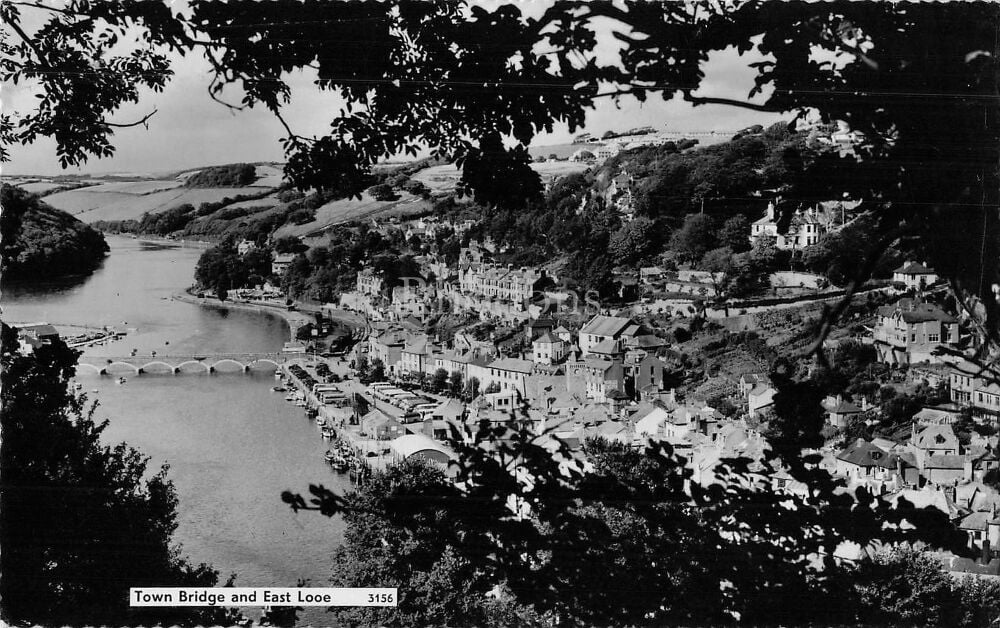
[184,163,257,187]
[0,324,241,626]
[284,425,972,626]
[0,185,108,283]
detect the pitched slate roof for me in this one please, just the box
[922,454,969,470]
[589,338,622,355]
[877,299,957,324]
[488,357,535,374]
[403,335,429,354]
[894,261,935,275]
[837,439,894,468]
[534,331,560,344]
[912,424,960,451]
[580,315,634,337]
[825,398,863,415]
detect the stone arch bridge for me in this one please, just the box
[75,353,287,376]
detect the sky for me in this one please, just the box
[4,3,785,177]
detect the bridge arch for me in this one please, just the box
[175,360,211,373]
[74,363,103,375]
[105,361,140,375]
[246,358,280,371]
[138,360,176,374]
[211,358,248,372]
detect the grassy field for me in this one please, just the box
[45,184,274,222]
[411,160,589,194]
[273,191,432,239]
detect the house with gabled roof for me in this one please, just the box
[873,297,960,365]
[483,357,535,397]
[823,395,864,428]
[949,360,1000,422]
[835,439,899,484]
[579,314,640,356]
[532,331,565,365]
[400,334,432,376]
[893,260,939,291]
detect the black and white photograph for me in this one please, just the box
[2,1,1000,626]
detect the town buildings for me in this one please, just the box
[578,315,640,356]
[873,298,960,365]
[271,252,296,276]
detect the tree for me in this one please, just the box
[853,548,960,626]
[367,183,398,201]
[607,216,658,265]
[431,368,449,394]
[718,215,752,253]
[7,2,1000,623]
[449,371,463,397]
[283,420,970,627]
[9,1,995,340]
[462,377,480,401]
[669,214,716,265]
[369,359,386,384]
[0,324,240,626]
[1,185,109,282]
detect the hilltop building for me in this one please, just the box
[749,202,825,250]
[893,261,939,291]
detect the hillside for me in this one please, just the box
[42,164,280,223]
[1,185,109,283]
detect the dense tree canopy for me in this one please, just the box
[0,184,109,284]
[5,1,996,338]
[184,163,258,187]
[0,325,239,626]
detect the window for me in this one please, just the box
[928,334,939,343]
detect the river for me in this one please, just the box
[2,236,348,626]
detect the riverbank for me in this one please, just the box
[172,290,313,341]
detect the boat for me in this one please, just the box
[285,394,295,401]
[271,385,286,392]
[330,459,349,473]
[91,389,99,394]
[274,372,283,380]
[314,415,325,425]
[324,450,338,462]
[117,377,127,385]
[73,382,83,390]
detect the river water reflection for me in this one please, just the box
[3,237,347,625]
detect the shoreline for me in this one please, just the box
[172,290,312,341]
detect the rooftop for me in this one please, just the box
[580,314,634,337]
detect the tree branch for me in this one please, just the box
[9,1,85,18]
[2,12,46,64]
[103,109,157,128]
[683,92,787,113]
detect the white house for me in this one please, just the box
[749,202,825,250]
[578,315,639,356]
[892,261,939,291]
[532,332,565,365]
